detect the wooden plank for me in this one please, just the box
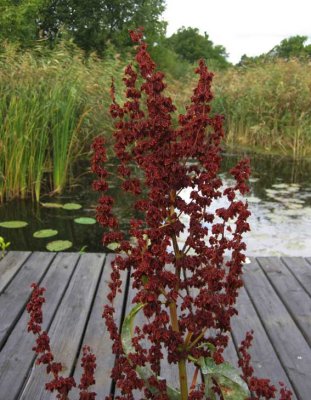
[72,254,127,399]
[243,258,311,400]
[222,334,239,367]
[0,252,55,349]
[258,257,311,346]
[281,257,311,297]
[0,252,80,400]
[19,253,105,400]
[231,285,296,397]
[0,251,31,293]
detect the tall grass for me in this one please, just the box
[211,59,311,158]
[1,44,310,202]
[0,43,127,202]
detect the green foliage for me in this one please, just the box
[165,27,230,70]
[269,35,311,59]
[198,357,250,399]
[212,59,311,157]
[0,0,166,54]
[0,0,45,48]
[0,43,128,202]
[0,235,10,257]
[239,35,311,65]
[150,45,192,79]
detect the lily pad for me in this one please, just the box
[33,229,58,238]
[74,217,96,225]
[63,203,82,210]
[40,202,64,208]
[46,240,72,252]
[0,220,28,228]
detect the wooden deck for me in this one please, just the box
[0,252,310,399]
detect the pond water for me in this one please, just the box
[0,152,310,256]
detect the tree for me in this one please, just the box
[269,35,311,59]
[0,0,166,54]
[0,0,46,47]
[165,26,230,69]
[37,0,166,54]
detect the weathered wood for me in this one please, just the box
[243,258,311,400]
[231,285,296,397]
[0,252,80,400]
[282,257,311,297]
[0,252,55,349]
[19,253,105,400]
[258,257,311,346]
[72,254,127,399]
[0,251,31,293]
[0,252,311,399]
[222,334,239,367]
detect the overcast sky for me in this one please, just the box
[163,0,311,63]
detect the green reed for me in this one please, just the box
[211,59,311,158]
[0,43,126,202]
[1,44,310,203]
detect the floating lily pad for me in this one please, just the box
[0,220,28,228]
[33,229,58,238]
[63,203,82,210]
[46,240,72,251]
[74,217,96,225]
[40,202,64,208]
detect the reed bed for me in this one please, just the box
[211,59,311,158]
[1,45,310,202]
[0,44,126,202]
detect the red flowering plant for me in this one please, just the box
[91,28,292,400]
[27,28,292,400]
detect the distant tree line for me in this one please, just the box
[0,1,310,68]
[239,35,311,65]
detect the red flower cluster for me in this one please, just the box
[27,283,97,400]
[91,29,253,398]
[239,331,292,400]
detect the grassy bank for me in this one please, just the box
[0,45,310,202]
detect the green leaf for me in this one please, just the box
[217,375,250,400]
[74,217,96,225]
[0,220,28,228]
[46,240,72,252]
[63,203,82,210]
[106,242,120,251]
[40,202,64,208]
[121,304,181,399]
[79,245,88,253]
[33,229,58,238]
[199,357,250,399]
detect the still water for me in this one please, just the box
[0,153,310,256]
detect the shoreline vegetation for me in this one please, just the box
[1,44,310,202]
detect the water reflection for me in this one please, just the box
[0,152,310,256]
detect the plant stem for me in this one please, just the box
[168,189,188,399]
[169,301,188,399]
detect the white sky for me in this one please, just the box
[163,0,311,63]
